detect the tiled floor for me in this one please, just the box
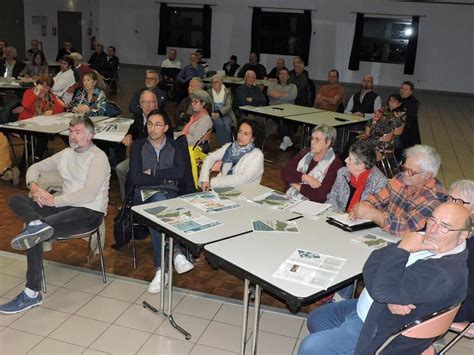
[1,251,473,354]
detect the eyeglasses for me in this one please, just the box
[145,77,157,81]
[146,121,166,128]
[400,164,424,177]
[426,216,468,235]
[445,195,470,205]
[140,100,157,106]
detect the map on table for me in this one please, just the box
[143,206,222,234]
[250,190,299,211]
[252,219,299,233]
[180,191,240,213]
[212,187,241,199]
[273,249,346,290]
[352,234,394,249]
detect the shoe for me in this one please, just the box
[1,167,13,181]
[11,167,20,186]
[174,254,194,274]
[10,220,54,251]
[148,269,168,294]
[0,291,42,314]
[279,136,293,151]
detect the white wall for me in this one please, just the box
[23,0,100,62]
[24,0,474,93]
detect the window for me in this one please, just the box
[258,11,311,57]
[166,7,204,49]
[360,17,413,64]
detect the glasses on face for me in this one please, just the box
[400,164,423,177]
[145,77,157,81]
[426,216,468,235]
[146,121,166,128]
[211,80,219,84]
[140,100,157,106]
[445,195,470,205]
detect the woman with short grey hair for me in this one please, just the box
[208,74,236,146]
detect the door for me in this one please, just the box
[0,0,25,59]
[57,11,82,55]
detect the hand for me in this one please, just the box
[211,160,222,172]
[246,97,253,103]
[290,183,301,192]
[349,201,374,220]
[354,112,364,117]
[32,187,54,207]
[302,174,321,189]
[142,169,151,175]
[122,134,132,146]
[73,105,90,113]
[388,303,416,315]
[33,84,41,96]
[201,181,209,191]
[44,110,53,116]
[398,232,437,253]
[211,112,220,120]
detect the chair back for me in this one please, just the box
[175,135,197,195]
[105,100,121,117]
[375,304,461,355]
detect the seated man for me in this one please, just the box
[0,117,110,314]
[176,77,204,129]
[222,55,240,77]
[88,43,106,73]
[102,46,119,94]
[55,40,76,62]
[289,56,311,107]
[69,52,92,88]
[344,74,382,119]
[176,53,205,103]
[400,80,421,149]
[26,39,41,62]
[298,202,471,354]
[237,52,267,79]
[117,90,158,200]
[51,56,76,104]
[233,70,267,122]
[350,144,446,236]
[267,57,285,79]
[161,48,181,69]
[128,69,166,115]
[0,46,26,78]
[314,69,344,112]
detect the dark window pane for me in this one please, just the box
[260,12,306,56]
[166,7,203,49]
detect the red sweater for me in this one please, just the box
[281,148,343,203]
[19,88,64,120]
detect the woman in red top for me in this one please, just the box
[19,75,64,161]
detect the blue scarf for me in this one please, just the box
[221,142,255,175]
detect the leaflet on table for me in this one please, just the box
[352,234,395,249]
[180,191,240,213]
[290,200,331,218]
[212,186,242,199]
[28,115,71,126]
[250,190,300,211]
[143,206,222,234]
[252,219,299,232]
[272,249,346,290]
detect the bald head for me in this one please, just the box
[362,75,374,90]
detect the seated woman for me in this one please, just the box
[208,74,236,147]
[19,50,49,80]
[69,71,106,116]
[19,75,64,161]
[174,89,213,148]
[129,109,194,293]
[358,93,406,154]
[281,125,343,203]
[199,119,264,190]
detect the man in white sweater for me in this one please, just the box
[0,117,110,314]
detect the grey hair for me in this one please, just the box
[210,74,223,83]
[139,89,157,102]
[69,116,95,135]
[6,46,17,58]
[449,180,474,204]
[312,124,337,147]
[190,77,204,89]
[190,89,212,112]
[145,69,161,81]
[404,145,441,176]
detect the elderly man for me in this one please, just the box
[0,117,110,314]
[161,48,181,69]
[267,58,286,79]
[344,74,382,119]
[234,70,267,122]
[289,57,311,107]
[69,52,92,87]
[314,69,344,112]
[237,52,267,79]
[299,202,471,355]
[117,90,158,200]
[350,145,446,236]
[88,44,107,73]
[0,46,26,78]
[51,56,76,104]
[55,40,76,62]
[177,53,205,84]
[129,69,166,115]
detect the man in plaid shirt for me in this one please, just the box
[350,145,446,236]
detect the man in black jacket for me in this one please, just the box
[298,202,471,355]
[400,80,421,149]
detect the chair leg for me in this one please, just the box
[439,324,472,354]
[41,264,47,293]
[130,211,137,269]
[96,229,107,283]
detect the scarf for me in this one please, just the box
[221,142,255,175]
[286,148,336,200]
[347,168,371,212]
[212,88,225,104]
[34,92,55,116]
[182,109,207,136]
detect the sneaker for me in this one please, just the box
[0,291,42,314]
[279,136,293,151]
[11,167,20,186]
[174,254,194,274]
[1,167,13,181]
[148,269,168,294]
[10,220,54,251]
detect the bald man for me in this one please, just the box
[344,74,382,119]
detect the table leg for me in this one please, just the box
[30,135,35,163]
[160,231,166,310]
[240,279,250,355]
[251,284,262,355]
[23,134,29,170]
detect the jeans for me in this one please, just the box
[212,115,233,147]
[133,187,182,270]
[8,194,104,292]
[116,158,129,201]
[298,299,363,355]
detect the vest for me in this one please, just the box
[352,91,378,114]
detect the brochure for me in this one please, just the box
[250,190,299,211]
[181,191,240,213]
[352,234,394,249]
[252,219,299,232]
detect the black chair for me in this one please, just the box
[105,100,122,117]
[160,67,181,100]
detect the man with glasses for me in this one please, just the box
[299,202,471,354]
[128,69,166,115]
[117,90,158,200]
[349,144,445,236]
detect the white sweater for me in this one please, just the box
[26,145,111,214]
[199,143,264,188]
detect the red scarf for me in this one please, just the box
[347,168,371,212]
[182,109,208,136]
